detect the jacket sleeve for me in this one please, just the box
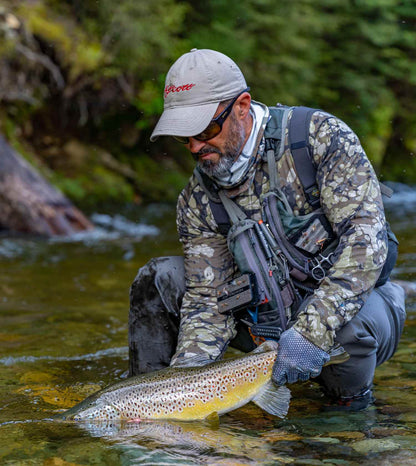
[170,183,238,366]
[292,114,388,351]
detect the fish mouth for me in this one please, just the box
[57,411,83,421]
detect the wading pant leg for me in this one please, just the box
[317,281,406,399]
[128,256,185,376]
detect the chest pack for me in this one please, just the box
[196,106,398,341]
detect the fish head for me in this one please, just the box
[61,396,121,421]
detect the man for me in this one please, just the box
[129,48,406,410]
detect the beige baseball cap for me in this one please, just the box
[150,48,247,141]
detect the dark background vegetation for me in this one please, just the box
[1,0,415,208]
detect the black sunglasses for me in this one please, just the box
[173,87,250,144]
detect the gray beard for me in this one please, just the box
[196,114,246,179]
[198,152,235,178]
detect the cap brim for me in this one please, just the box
[150,102,219,141]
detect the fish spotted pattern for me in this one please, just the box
[60,341,290,422]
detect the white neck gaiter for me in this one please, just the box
[213,101,269,188]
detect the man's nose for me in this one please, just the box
[187,137,206,153]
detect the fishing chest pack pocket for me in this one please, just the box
[261,191,337,283]
[217,273,259,314]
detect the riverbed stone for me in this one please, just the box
[306,436,341,444]
[351,438,401,454]
[327,431,365,440]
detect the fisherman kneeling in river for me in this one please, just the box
[129,49,406,411]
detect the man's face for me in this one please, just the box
[185,105,247,178]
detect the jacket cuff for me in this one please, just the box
[291,301,338,352]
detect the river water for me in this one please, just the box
[0,183,415,465]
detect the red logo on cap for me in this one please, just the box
[164,83,196,98]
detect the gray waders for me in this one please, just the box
[128,256,406,401]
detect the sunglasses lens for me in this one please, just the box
[173,136,189,144]
[195,122,221,141]
[172,120,221,144]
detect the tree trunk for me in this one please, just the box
[0,135,93,236]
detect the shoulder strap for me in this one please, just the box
[193,168,232,235]
[210,201,233,235]
[288,106,321,208]
[287,107,394,204]
[218,191,247,224]
[195,106,323,233]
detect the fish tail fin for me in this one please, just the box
[324,343,350,366]
[252,381,291,418]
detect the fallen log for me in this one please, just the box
[0,135,93,236]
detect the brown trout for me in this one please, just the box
[60,341,347,422]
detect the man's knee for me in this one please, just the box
[128,256,185,375]
[335,281,405,364]
[154,256,185,315]
[374,281,406,362]
[319,322,378,399]
[130,256,185,317]
[317,281,406,398]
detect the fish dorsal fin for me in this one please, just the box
[252,381,291,418]
[250,340,279,354]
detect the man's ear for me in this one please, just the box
[235,92,251,119]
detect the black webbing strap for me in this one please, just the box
[210,201,232,236]
[203,176,263,236]
[289,106,321,208]
[193,167,230,235]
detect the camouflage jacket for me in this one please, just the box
[171,107,387,365]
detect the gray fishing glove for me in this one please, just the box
[272,327,330,385]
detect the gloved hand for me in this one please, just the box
[272,327,330,385]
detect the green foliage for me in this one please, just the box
[16,2,106,81]
[53,174,87,201]
[134,76,165,130]
[132,154,190,203]
[52,167,136,207]
[180,0,416,180]
[22,5,72,53]
[97,0,188,73]
[3,0,416,209]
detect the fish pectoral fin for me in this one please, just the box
[252,382,291,418]
[204,411,220,426]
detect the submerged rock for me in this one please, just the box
[351,438,401,454]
